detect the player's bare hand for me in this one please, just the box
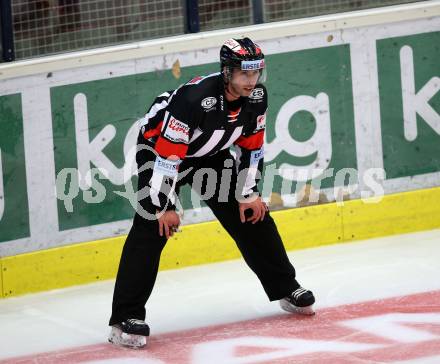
[157,210,181,239]
[239,196,268,224]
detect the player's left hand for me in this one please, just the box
[239,196,269,224]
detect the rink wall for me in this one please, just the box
[1,186,440,298]
[1,1,440,297]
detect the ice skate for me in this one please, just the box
[108,319,150,348]
[280,287,315,315]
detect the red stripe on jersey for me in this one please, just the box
[228,109,241,123]
[155,136,188,159]
[143,121,163,139]
[228,110,240,117]
[234,130,264,150]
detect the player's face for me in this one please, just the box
[228,68,261,97]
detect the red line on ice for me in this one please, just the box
[2,290,440,364]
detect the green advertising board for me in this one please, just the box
[0,25,439,251]
[264,43,357,193]
[378,31,440,178]
[0,94,30,242]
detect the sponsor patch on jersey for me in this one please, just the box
[249,88,264,100]
[255,112,266,131]
[250,147,264,165]
[163,117,190,144]
[154,156,180,177]
[201,97,217,110]
[241,59,265,70]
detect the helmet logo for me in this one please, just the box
[201,97,217,109]
[223,39,241,51]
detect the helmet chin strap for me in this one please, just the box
[222,66,232,83]
[223,67,240,101]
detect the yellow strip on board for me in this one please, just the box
[0,259,3,298]
[274,202,343,251]
[160,220,239,270]
[1,186,440,298]
[343,187,440,241]
[1,237,124,298]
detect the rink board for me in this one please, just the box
[1,0,440,298]
[1,186,440,298]
[1,2,439,259]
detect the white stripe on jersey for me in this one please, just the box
[158,92,171,98]
[139,92,170,128]
[148,100,168,119]
[234,144,259,196]
[220,126,243,150]
[187,130,225,157]
[140,100,169,128]
[162,111,170,131]
[241,164,259,196]
[235,145,242,171]
[149,156,179,207]
[190,128,203,143]
[150,175,177,207]
[150,170,163,207]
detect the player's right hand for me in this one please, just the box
[157,210,181,239]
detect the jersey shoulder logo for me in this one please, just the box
[249,88,264,100]
[255,112,266,132]
[201,97,217,109]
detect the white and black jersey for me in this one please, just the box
[138,72,267,210]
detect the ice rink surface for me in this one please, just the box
[1,228,440,363]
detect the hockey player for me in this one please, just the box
[108,37,315,348]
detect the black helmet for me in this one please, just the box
[220,37,266,82]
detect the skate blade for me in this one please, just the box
[279,298,315,316]
[108,326,147,348]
